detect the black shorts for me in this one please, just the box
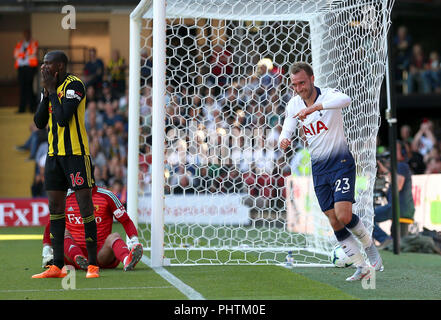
[44,155,95,191]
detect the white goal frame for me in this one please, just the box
[128,0,395,268]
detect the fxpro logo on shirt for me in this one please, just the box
[66,213,102,224]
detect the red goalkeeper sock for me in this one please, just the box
[64,235,84,266]
[111,238,130,263]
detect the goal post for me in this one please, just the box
[128,0,395,267]
[129,0,167,268]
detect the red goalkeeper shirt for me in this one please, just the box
[43,186,137,248]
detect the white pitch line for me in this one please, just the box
[0,286,173,293]
[141,255,205,300]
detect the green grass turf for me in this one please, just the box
[167,265,354,300]
[293,250,441,300]
[1,225,440,300]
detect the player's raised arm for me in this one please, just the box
[115,209,139,248]
[319,89,351,110]
[102,188,139,248]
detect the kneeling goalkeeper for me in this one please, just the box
[37,186,143,273]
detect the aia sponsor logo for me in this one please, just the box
[302,120,328,136]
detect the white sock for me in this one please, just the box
[347,218,373,249]
[123,256,128,265]
[339,235,368,268]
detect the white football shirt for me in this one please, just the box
[279,87,354,175]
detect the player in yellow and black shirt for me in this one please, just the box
[32,51,99,279]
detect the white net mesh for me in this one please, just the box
[135,0,394,265]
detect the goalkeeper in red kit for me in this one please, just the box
[38,186,143,272]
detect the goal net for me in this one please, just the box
[128,0,395,266]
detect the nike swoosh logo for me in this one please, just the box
[341,190,350,194]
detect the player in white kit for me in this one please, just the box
[279,62,383,281]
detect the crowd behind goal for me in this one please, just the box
[18,23,441,210]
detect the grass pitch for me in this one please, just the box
[1,225,440,301]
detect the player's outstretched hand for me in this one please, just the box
[295,103,322,121]
[294,107,313,121]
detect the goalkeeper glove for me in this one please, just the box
[127,236,140,250]
[41,245,53,268]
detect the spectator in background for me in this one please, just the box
[168,164,194,194]
[86,85,97,104]
[411,119,437,157]
[107,49,127,98]
[400,124,425,174]
[104,134,127,163]
[140,86,153,118]
[254,58,282,91]
[118,88,129,117]
[424,147,441,174]
[31,153,46,198]
[423,51,441,93]
[16,123,47,161]
[85,101,104,132]
[26,127,49,196]
[139,144,152,171]
[399,124,413,158]
[103,101,124,128]
[166,102,186,131]
[83,48,104,95]
[139,144,152,194]
[400,124,413,145]
[207,44,234,97]
[393,25,412,84]
[14,29,38,113]
[373,141,415,249]
[111,179,127,204]
[107,157,127,188]
[99,81,118,107]
[94,166,108,188]
[216,85,242,124]
[407,44,429,94]
[31,140,48,197]
[200,94,220,121]
[114,118,128,143]
[101,126,115,154]
[89,139,107,169]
